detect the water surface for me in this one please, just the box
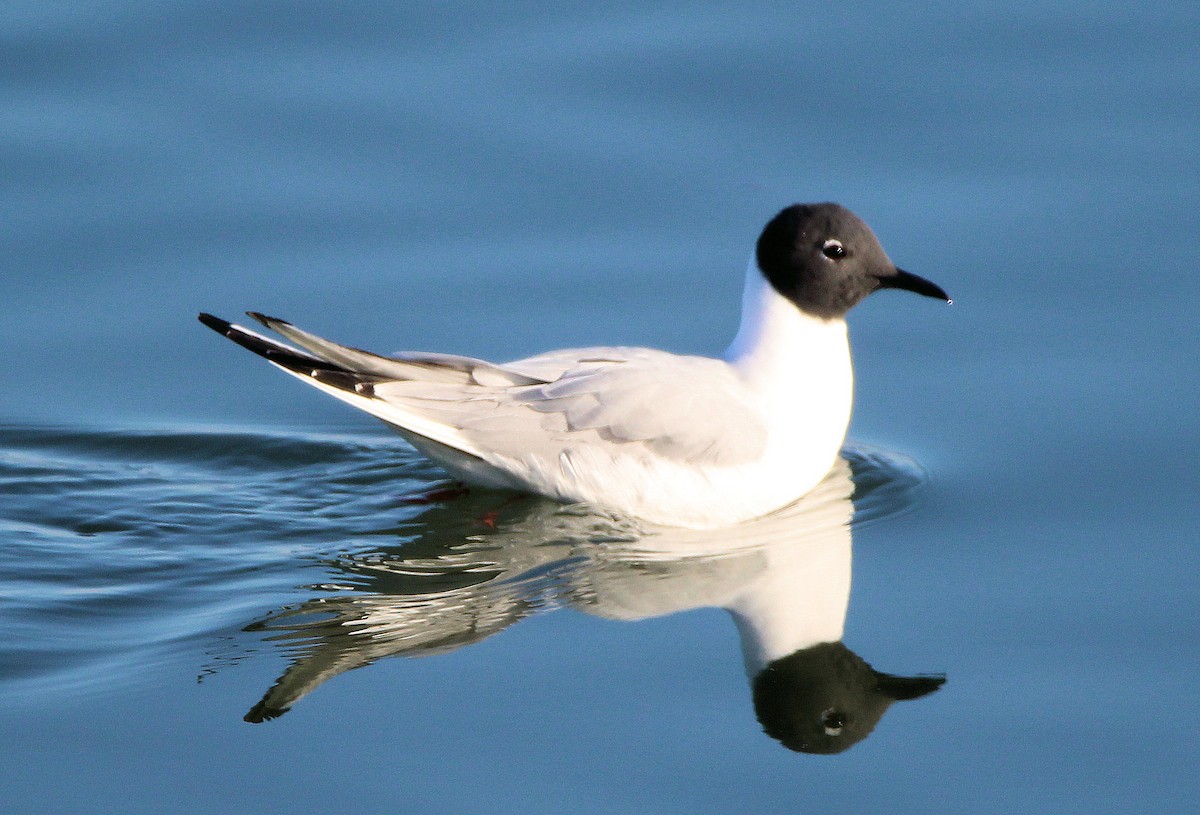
[3,2,1199,813]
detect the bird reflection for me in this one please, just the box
[242,451,944,753]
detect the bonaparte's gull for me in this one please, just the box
[199,203,949,528]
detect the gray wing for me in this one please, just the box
[204,314,765,468]
[522,355,768,465]
[503,346,676,381]
[374,352,769,467]
[250,312,548,387]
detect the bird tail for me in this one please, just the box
[196,313,490,463]
[198,312,382,395]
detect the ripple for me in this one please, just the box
[0,422,441,697]
[843,443,929,527]
[0,423,930,701]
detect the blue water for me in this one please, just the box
[3,2,1199,813]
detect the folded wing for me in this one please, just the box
[199,314,768,489]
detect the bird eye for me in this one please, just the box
[821,239,846,260]
[821,708,846,736]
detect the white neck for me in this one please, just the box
[722,260,855,493]
[724,259,852,387]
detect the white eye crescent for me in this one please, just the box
[821,239,846,260]
[821,708,846,736]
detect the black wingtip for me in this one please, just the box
[198,310,354,378]
[243,701,290,723]
[247,311,289,328]
[198,312,232,334]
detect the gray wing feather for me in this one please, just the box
[249,313,546,386]
[243,316,765,468]
[504,346,664,381]
[523,358,768,465]
[371,355,767,467]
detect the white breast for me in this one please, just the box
[514,262,853,528]
[720,260,854,514]
[383,260,855,529]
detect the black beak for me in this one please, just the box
[876,268,951,303]
[874,670,947,701]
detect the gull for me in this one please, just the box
[199,202,949,528]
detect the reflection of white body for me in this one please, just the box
[245,457,857,721]
[572,450,854,677]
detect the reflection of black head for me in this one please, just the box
[751,641,945,754]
